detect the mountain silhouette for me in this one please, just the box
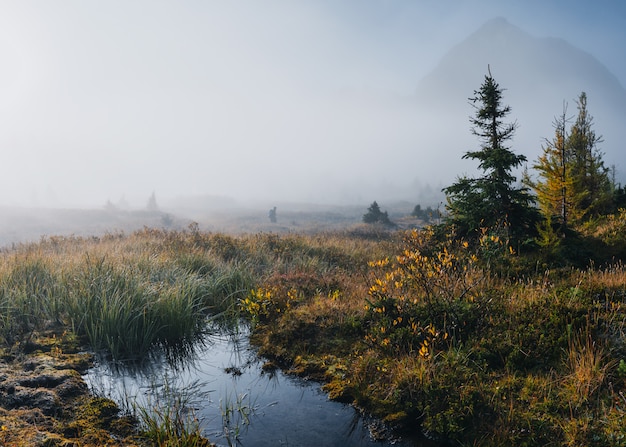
[416,17,626,113]
[413,17,626,175]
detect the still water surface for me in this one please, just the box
[85,327,423,447]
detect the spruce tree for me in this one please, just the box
[363,201,392,225]
[444,69,538,242]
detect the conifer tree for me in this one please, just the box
[532,93,613,229]
[363,201,392,225]
[567,92,612,220]
[531,104,576,232]
[147,191,159,211]
[444,69,538,242]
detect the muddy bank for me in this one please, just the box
[0,331,145,447]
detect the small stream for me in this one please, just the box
[84,326,429,447]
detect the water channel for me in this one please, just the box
[84,325,433,447]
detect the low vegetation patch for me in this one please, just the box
[240,221,626,446]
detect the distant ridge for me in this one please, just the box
[415,17,626,114]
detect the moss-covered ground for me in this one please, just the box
[0,328,147,446]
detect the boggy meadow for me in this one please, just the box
[0,216,625,445]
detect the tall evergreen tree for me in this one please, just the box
[567,92,612,220]
[531,104,577,233]
[444,69,538,242]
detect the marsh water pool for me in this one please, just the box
[84,326,428,447]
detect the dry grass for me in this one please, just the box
[562,330,613,410]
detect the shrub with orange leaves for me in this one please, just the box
[365,227,484,354]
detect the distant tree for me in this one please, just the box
[363,201,392,225]
[147,191,159,211]
[104,199,118,212]
[411,204,435,223]
[116,195,130,210]
[444,69,538,243]
[161,213,174,227]
[614,180,626,210]
[269,206,277,223]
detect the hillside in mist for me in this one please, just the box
[0,14,624,221]
[412,17,626,180]
[416,17,626,111]
[332,17,626,206]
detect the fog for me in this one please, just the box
[0,1,624,210]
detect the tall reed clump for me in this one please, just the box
[0,229,257,362]
[556,325,619,446]
[65,256,161,360]
[63,250,253,361]
[0,254,63,348]
[562,328,612,411]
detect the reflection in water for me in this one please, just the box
[85,326,423,447]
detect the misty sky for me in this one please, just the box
[0,1,624,208]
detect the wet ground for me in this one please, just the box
[0,330,145,447]
[86,329,422,447]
